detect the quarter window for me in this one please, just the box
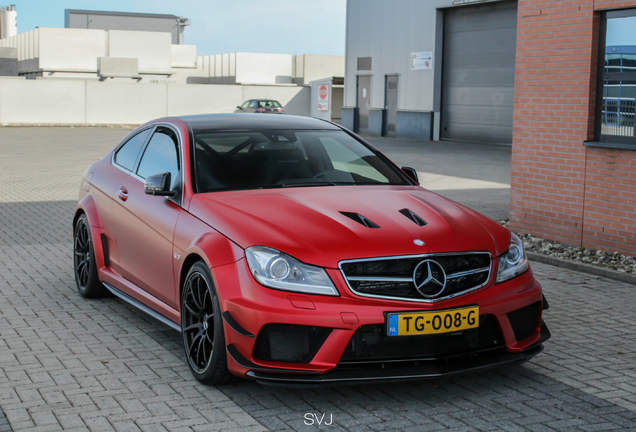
[137,128,180,189]
[597,9,636,145]
[114,128,151,171]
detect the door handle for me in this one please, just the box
[118,186,128,202]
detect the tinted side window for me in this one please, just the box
[114,128,151,171]
[137,129,180,189]
[249,101,258,108]
[241,101,250,109]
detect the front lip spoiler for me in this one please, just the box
[247,345,543,387]
[244,321,551,388]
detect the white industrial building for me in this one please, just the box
[342,0,517,144]
[0,7,345,125]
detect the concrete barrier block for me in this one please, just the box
[0,47,18,76]
[171,45,197,68]
[98,57,139,78]
[38,28,107,72]
[108,30,172,74]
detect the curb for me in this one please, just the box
[527,251,636,286]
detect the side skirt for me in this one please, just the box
[103,282,182,332]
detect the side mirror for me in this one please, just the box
[236,106,243,110]
[144,172,176,197]
[401,166,419,185]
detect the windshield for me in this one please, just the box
[258,100,281,108]
[193,130,408,192]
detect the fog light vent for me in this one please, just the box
[507,302,540,342]
[253,324,331,363]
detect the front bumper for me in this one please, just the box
[213,258,550,386]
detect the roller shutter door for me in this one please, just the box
[441,1,518,144]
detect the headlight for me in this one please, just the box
[496,233,529,283]
[245,246,339,296]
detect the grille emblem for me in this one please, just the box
[413,260,447,298]
[413,239,425,246]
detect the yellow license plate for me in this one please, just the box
[387,306,479,336]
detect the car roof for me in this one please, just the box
[178,113,342,132]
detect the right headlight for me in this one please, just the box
[496,233,529,284]
[245,246,339,296]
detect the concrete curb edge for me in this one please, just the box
[527,251,636,286]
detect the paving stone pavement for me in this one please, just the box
[0,127,635,431]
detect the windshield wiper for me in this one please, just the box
[280,181,337,188]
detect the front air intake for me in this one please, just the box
[340,212,380,228]
[399,208,427,226]
[253,324,332,363]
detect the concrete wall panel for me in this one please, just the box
[171,44,197,68]
[0,78,85,123]
[235,52,293,84]
[167,84,243,116]
[38,27,107,72]
[108,30,172,73]
[303,54,345,83]
[86,81,167,124]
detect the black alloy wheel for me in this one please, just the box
[73,214,107,298]
[181,261,232,385]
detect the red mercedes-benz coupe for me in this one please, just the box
[73,114,550,386]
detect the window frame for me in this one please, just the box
[113,127,153,172]
[111,123,185,205]
[593,8,636,148]
[136,127,181,181]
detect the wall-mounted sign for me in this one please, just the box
[317,84,330,111]
[411,52,433,70]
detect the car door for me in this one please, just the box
[110,126,182,307]
[101,127,153,276]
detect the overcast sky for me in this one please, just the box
[11,0,347,56]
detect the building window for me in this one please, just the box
[597,9,636,145]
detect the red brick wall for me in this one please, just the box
[510,0,636,256]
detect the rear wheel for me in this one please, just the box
[73,214,107,298]
[181,261,233,385]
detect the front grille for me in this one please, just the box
[507,302,540,342]
[340,252,491,301]
[340,314,503,363]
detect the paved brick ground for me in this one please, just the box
[0,127,634,431]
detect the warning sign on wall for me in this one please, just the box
[317,84,330,111]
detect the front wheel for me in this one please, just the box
[73,214,107,298]
[181,261,233,385]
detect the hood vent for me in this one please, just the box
[399,208,427,226]
[340,212,380,229]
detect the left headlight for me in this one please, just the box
[496,233,529,284]
[245,246,339,296]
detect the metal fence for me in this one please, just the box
[601,96,635,137]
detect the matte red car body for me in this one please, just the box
[75,115,547,383]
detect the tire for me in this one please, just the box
[73,214,108,298]
[181,261,233,385]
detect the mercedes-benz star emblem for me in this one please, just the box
[413,259,447,298]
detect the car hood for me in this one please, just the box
[188,186,511,268]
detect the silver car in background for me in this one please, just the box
[234,99,286,114]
